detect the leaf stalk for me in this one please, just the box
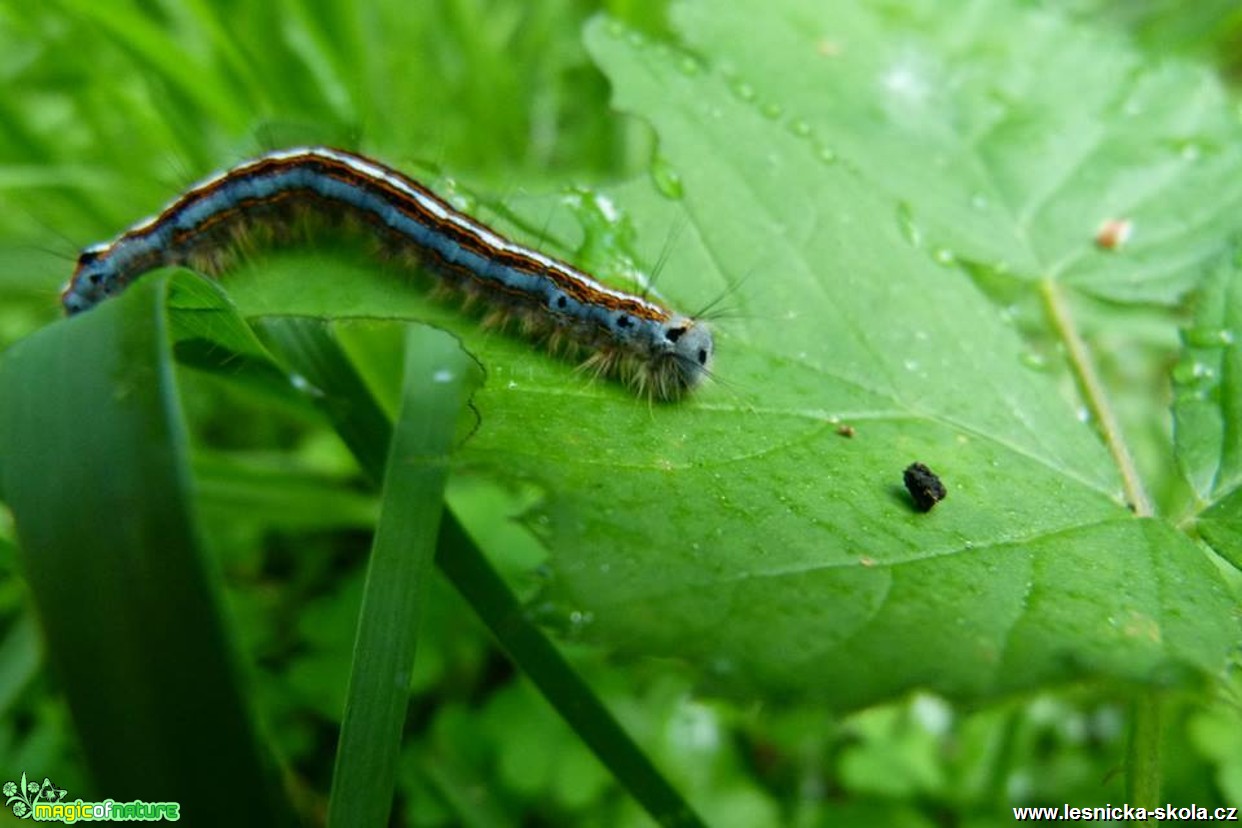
[1038,278,1152,516]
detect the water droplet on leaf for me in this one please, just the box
[897,202,922,247]
[1184,326,1234,348]
[1019,350,1049,371]
[814,143,837,164]
[650,157,684,200]
[731,79,756,101]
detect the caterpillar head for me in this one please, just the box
[660,316,714,395]
[61,246,114,315]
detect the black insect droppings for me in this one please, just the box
[903,462,946,512]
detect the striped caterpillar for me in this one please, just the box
[62,147,714,400]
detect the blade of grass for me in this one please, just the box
[0,273,291,824]
[0,611,39,716]
[328,325,482,827]
[255,315,707,828]
[51,0,249,133]
[434,520,706,828]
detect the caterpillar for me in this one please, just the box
[62,147,714,400]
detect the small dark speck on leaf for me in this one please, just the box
[903,462,946,512]
[836,424,855,438]
[1095,217,1133,250]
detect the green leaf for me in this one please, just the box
[0,273,291,823]
[462,1,1233,705]
[665,0,1242,305]
[325,323,482,827]
[1175,245,1242,568]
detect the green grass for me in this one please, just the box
[2,0,1242,825]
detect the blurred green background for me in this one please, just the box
[1,1,1241,825]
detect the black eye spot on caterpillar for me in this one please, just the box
[903,462,946,512]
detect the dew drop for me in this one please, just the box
[432,368,455,383]
[761,101,784,120]
[650,156,684,200]
[1172,359,1217,386]
[1184,326,1235,348]
[441,178,477,214]
[679,55,702,76]
[933,247,956,266]
[289,372,324,398]
[814,142,838,164]
[670,702,721,751]
[592,191,622,223]
[897,202,922,247]
[788,118,812,138]
[731,79,757,102]
[451,192,478,215]
[1019,350,1049,371]
[912,694,953,736]
[970,192,990,211]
